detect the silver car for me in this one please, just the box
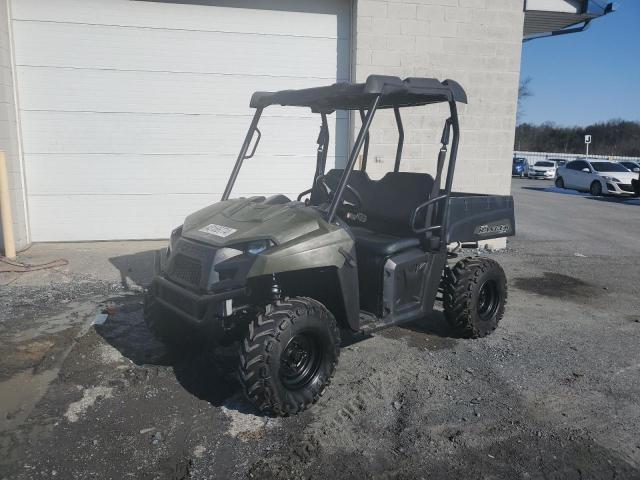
[527,160,556,180]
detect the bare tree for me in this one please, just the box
[514,120,640,156]
[516,76,532,123]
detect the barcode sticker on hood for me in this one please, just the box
[198,223,237,238]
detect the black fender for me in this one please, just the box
[270,256,360,332]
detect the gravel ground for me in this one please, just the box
[1,178,639,479]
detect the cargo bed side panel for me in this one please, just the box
[445,194,515,243]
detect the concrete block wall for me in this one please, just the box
[353,0,524,201]
[0,0,28,252]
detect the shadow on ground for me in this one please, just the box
[586,196,640,206]
[102,249,463,418]
[94,295,242,411]
[108,249,159,290]
[522,186,640,205]
[95,296,461,415]
[378,310,460,350]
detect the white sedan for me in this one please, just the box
[620,161,640,173]
[527,160,556,180]
[555,159,637,196]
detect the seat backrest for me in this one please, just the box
[313,169,433,236]
[364,172,433,236]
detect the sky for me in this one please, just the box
[518,0,640,126]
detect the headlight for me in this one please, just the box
[602,176,621,182]
[207,240,273,288]
[246,239,272,255]
[208,247,243,287]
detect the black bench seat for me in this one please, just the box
[350,227,419,256]
[312,168,435,239]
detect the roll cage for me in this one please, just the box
[222,75,467,251]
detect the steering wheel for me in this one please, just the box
[316,174,364,210]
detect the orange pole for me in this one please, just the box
[0,151,16,259]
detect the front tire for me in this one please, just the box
[590,180,603,196]
[555,177,565,189]
[443,257,507,338]
[238,297,340,416]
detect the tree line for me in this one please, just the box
[514,120,640,157]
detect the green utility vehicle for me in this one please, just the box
[145,75,515,415]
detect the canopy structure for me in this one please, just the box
[250,75,467,113]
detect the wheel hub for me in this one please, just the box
[280,333,321,390]
[477,279,499,321]
[284,341,309,369]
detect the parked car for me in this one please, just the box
[512,157,528,177]
[555,159,637,196]
[527,160,556,180]
[550,158,567,168]
[619,161,640,173]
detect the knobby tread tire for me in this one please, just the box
[443,256,507,339]
[238,297,340,416]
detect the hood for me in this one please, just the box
[598,171,638,182]
[181,197,327,247]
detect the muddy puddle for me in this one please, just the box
[513,272,599,299]
[0,368,59,432]
[0,295,135,433]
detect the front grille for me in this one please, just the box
[619,183,634,192]
[172,254,202,287]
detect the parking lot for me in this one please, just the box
[1,177,639,480]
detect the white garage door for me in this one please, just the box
[12,0,351,241]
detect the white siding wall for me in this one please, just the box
[0,0,28,251]
[12,0,351,241]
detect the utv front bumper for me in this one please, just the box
[149,275,246,325]
[148,245,253,325]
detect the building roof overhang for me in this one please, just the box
[524,0,614,41]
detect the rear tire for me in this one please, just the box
[443,257,507,338]
[555,177,565,189]
[238,297,340,416]
[590,181,603,196]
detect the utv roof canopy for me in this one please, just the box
[250,75,467,113]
